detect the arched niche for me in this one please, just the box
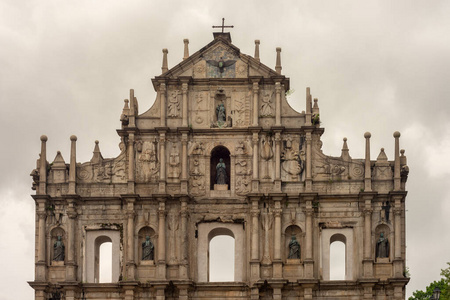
[50,227,66,264]
[197,223,244,282]
[284,225,302,261]
[138,226,156,262]
[320,228,354,281]
[210,146,231,190]
[375,224,392,261]
[85,230,121,283]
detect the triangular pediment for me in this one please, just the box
[153,36,279,84]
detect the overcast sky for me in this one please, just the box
[1,1,450,299]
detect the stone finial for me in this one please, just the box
[183,39,189,60]
[120,99,130,126]
[90,140,103,164]
[393,131,401,190]
[341,137,351,161]
[305,87,312,126]
[376,148,388,161]
[52,151,66,168]
[69,135,77,194]
[400,149,407,165]
[254,40,260,62]
[275,47,282,74]
[162,48,169,73]
[312,98,320,125]
[38,135,48,195]
[364,132,372,191]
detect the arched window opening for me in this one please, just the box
[94,236,113,283]
[330,234,346,280]
[330,241,346,280]
[210,146,231,190]
[99,242,112,283]
[209,235,235,282]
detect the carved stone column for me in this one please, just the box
[305,131,312,192]
[181,82,188,127]
[160,83,167,127]
[252,80,259,126]
[35,197,47,281]
[180,132,188,193]
[251,131,259,192]
[66,198,78,281]
[127,133,135,194]
[273,198,283,279]
[179,197,189,279]
[274,131,282,192]
[158,131,166,193]
[275,81,281,126]
[362,195,375,278]
[126,198,136,280]
[393,196,403,277]
[157,200,166,279]
[304,198,314,278]
[250,197,260,282]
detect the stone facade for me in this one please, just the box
[29,32,409,299]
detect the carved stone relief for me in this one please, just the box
[189,158,205,196]
[260,91,274,117]
[168,144,180,179]
[167,90,180,118]
[233,91,251,127]
[136,140,159,183]
[260,136,274,179]
[281,135,304,181]
[235,158,252,195]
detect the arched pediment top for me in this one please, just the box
[205,142,234,156]
[136,223,157,236]
[208,227,235,241]
[48,225,66,236]
[330,233,347,244]
[282,223,305,234]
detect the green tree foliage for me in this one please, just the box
[409,263,450,300]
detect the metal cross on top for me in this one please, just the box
[212,18,234,33]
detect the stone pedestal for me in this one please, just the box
[214,184,228,190]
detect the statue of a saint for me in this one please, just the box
[216,158,228,185]
[376,233,389,258]
[288,236,300,259]
[216,103,226,123]
[53,235,65,261]
[142,236,154,260]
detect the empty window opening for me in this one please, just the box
[94,236,113,283]
[99,242,112,283]
[330,234,346,280]
[209,235,235,282]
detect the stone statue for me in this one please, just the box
[53,235,65,261]
[142,236,154,260]
[288,236,300,259]
[216,103,226,123]
[216,158,228,185]
[376,233,389,258]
